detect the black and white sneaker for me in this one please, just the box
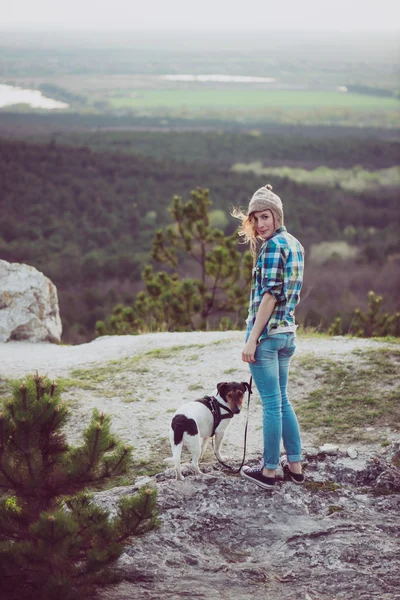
[240,465,275,489]
[281,457,304,484]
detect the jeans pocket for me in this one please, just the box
[281,334,296,357]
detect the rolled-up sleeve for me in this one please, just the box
[260,241,286,303]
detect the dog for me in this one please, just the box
[168,381,250,480]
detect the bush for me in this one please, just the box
[0,373,158,599]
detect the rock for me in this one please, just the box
[347,447,358,459]
[134,476,155,488]
[0,260,62,343]
[305,447,319,457]
[94,455,400,600]
[319,443,340,455]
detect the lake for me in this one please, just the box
[0,84,69,109]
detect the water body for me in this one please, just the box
[0,84,69,109]
[161,74,276,83]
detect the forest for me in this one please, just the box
[0,130,399,342]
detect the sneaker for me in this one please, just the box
[240,465,275,489]
[281,458,304,485]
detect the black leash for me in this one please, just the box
[212,376,253,474]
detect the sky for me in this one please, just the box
[1,0,400,31]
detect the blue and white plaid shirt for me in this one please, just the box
[245,226,304,342]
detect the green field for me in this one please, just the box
[108,89,399,126]
[111,89,399,109]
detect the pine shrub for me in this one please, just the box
[0,372,158,600]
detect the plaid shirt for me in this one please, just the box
[245,226,304,342]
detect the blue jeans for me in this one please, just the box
[249,333,302,470]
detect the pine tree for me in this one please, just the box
[351,290,400,337]
[0,372,158,600]
[96,187,253,335]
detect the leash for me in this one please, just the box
[212,377,253,475]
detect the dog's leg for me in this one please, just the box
[172,442,185,480]
[185,434,202,475]
[170,428,185,481]
[214,432,227,462]
[200,436,210,459]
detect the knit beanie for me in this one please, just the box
[247,184,284,229]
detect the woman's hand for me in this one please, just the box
[242,340,257,363]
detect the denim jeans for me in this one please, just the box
[249,333,302,470]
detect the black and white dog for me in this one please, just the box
[168,381,250,480]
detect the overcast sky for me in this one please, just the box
[1,0,400,31]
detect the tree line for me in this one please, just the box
[0,136,399,342]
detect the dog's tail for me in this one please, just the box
[171,414,198,445]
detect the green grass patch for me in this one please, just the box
[305,481,341,493]
[144,344,205,360]
[111,89,400,110]
[188,383,204,391]
[296,348,400,441]
[327,505,344,514]
[223,368,237,375]
[109,89,399,126]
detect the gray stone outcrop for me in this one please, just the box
[0,260,62,343]
[94,448,400,600]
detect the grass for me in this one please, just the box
[223,368,237,375]
[304,481,341,493]
[327,505,344,514]
[188,383,204,391]
[108,89,399,126]
[110,90,400,109]
[295,348,400,442]
[59,343,208,392]
[144,344,205,360]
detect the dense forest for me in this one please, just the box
[38,128,400,169]
[0,132,399,342]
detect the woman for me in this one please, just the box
[233,184,305,490]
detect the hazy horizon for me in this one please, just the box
[1,0,400,32]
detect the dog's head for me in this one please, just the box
[216,381,251,415]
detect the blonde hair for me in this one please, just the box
[231,206,261,256]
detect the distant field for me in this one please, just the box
[110,89,399,109]
[231,164,400,192]
[107,89,399,127]
[5,73,399,127]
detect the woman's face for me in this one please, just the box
[252,209,275,240]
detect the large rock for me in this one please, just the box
[0,260,62,343]
[94,450,400,600]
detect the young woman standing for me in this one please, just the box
[233,184,305,489]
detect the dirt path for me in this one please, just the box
[0,333,397,464]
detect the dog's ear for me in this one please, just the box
[242,381,252,393]
[217,382,229,397]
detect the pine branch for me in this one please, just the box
[0,464,21,490]
[87,425,101,473]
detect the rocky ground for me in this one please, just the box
[96,445,400,600]
[0,332,399,600]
